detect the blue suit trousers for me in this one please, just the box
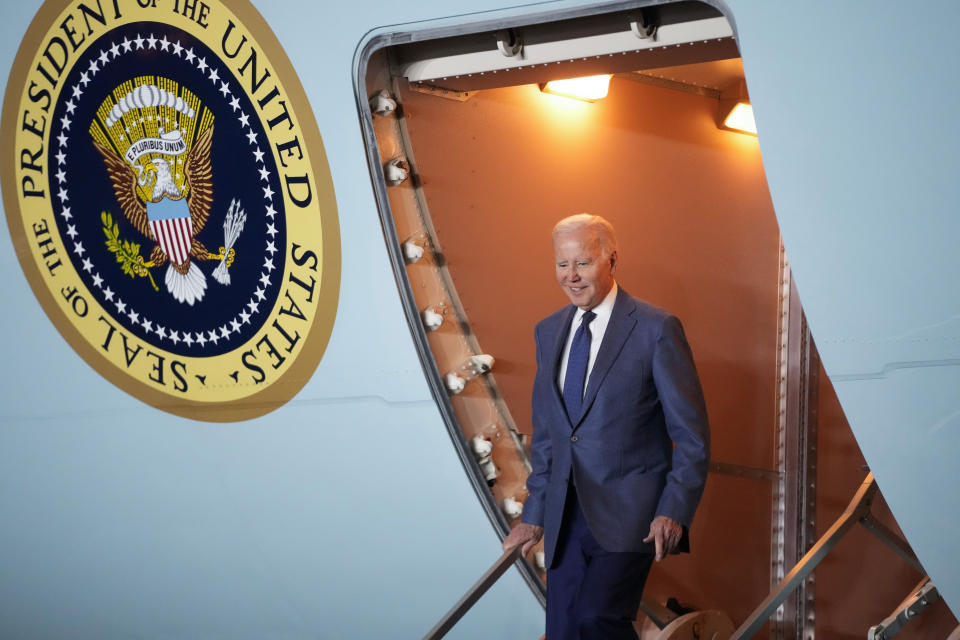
[546,484,655,640]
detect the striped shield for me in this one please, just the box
[146,198,193,266]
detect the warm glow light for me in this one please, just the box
[723,102,757,135]
[541,75,612,102]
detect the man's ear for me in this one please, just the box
[610,251,618,271]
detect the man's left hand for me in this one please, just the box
[643,515,683,562]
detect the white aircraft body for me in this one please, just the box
[0,0,957,638]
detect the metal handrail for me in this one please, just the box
[424,546,523,640]
[425,473,929,640]
[730,473,924,639]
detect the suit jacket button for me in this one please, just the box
[570,435,579,442]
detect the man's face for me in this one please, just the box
[553,228,616,310]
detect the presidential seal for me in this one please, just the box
[2,0,340,421]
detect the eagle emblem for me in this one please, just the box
[5,7,339,416]
[90,82,245,305]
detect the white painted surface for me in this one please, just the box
[1,0,958,636]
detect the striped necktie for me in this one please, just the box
[563,310,596,420]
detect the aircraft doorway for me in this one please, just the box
[358,2,958,637]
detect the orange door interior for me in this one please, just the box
[395,70,957,637]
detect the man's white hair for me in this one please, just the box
[552,213,618,257]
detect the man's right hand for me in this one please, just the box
[502,522,544,555]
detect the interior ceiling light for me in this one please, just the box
[722,101,757,135]
[540,74,612,102]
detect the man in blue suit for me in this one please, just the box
[503,214,710,639]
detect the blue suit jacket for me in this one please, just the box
[522,287,710,567]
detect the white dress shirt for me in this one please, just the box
[557,282,618,395]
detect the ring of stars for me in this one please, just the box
[56,30,281,352]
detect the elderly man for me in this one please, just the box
[504,214,710,639]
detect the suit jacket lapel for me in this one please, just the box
[547,305,578,429]
[573,287,638,430]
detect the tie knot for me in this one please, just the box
[581,310,596,327]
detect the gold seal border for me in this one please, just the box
[1,0,342,422]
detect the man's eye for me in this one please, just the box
[578,262,589,267]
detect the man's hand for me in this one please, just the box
[502,523,544,555]
[643,515,683,562]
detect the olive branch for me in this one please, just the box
[101,211,159,291]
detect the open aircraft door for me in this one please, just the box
[356,1,960,637]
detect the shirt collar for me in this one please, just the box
[574,281,618,324]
